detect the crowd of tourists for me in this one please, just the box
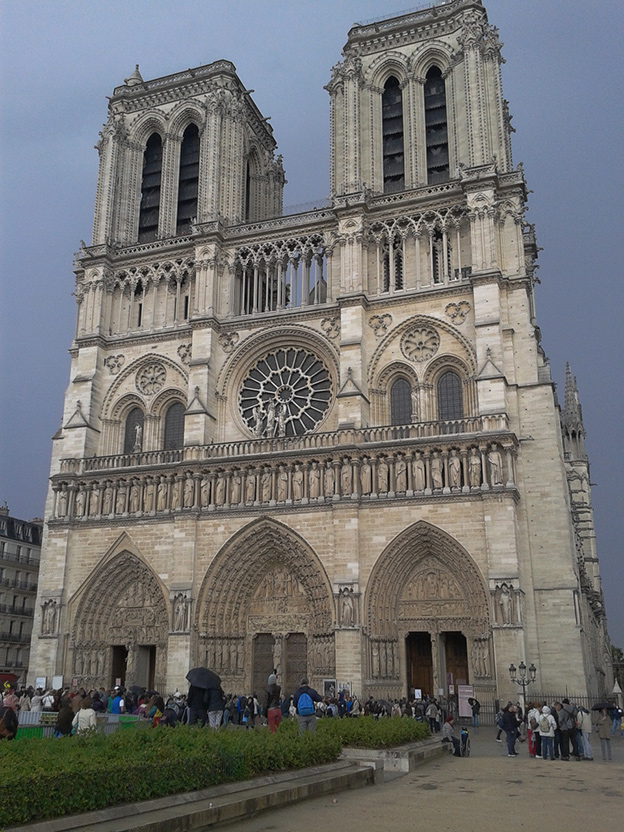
[494,698,622,762]
[1,680,621,759]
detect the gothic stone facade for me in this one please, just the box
[29,0,612,703]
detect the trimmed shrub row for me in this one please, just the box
[0,717,429,826]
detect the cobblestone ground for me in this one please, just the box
[231,728,623,832]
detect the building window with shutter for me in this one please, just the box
[382,77,405,193]
[138,133,163,242]
[176,124,199,235]
[424,67,449,184]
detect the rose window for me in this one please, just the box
[239,348,332,437]
[400,327,440,362]
[136,362,167,395]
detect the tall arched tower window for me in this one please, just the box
[437,371,463,421]
[164,402,185,450]
[138,133,163,242]
[124,407,144,455]
[382,77,405,193]
[390,378,412,425]
[424,67,449,184]
[176,124,200,235]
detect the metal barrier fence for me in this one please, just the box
[15,711,149,739]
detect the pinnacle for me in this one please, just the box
[124,64,144,86]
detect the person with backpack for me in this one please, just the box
[538,705,557,761]
[293,677,321,734]
[526,702,542,758]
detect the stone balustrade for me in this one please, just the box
[51,430,517,522]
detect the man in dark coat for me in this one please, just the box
[187,684,208,726]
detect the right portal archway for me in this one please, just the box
[365,521,493,701]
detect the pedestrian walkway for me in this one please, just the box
[230,728,624,832]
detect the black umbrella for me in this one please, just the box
[186,667,221,690]
[129,685,146,697]
[591,701,611,711]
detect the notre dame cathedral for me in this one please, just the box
[29,0,612,706]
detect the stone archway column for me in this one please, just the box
[430,630,441,696]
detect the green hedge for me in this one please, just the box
[318,715,430,747]
[0,717,429,826]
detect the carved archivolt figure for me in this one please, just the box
[431,452,443,489]
[309,462,321,498]
[468,447,482,487]
[412,451,426,491]
[360,458,372,495]
[395,456,407,492]
[488,443,503,486]
[448,449,461,488]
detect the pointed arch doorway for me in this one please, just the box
[365,522,493,701]
[70,550,169,691]
[196,518,335,695]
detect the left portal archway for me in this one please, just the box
[71,550,169,691]
[195,518,335,695]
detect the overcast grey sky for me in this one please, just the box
[1,0,622,647]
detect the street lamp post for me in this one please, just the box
[509,661,537,716]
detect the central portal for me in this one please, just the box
[252,632,308,696]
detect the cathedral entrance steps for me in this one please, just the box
[9,760,377,832]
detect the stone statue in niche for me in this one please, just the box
[261,468,272,502]
[245,471,256,503]
[324,462,335,497]
[102,483,114,515]
[144,479,155,512]
[231,471,242,504]
[395,456,407,492]
[90,484,100,516]
[411,387,419,422]
[215,474,226,506]
[412,451,426,491]
[157,478,168,511]
[133,423,143,453]
[377,457,389,492]
[448,449,461,488]
[129,481,141,513]
[341,459,352,495]
[75,488,86,518]
[488,443,504,486]
[200,477,210,507]
[116,481,127,514]
[171,480,181,511]
[183,476,194,508]
[57,488,68,518]
[431,452,443,489]
[252,406,263,438]
[277,466,288,502]
[309,462,321,498]
[469,447,482,487]
[497,583,514,625]
[265,400,276,437]
[339,587,355,627]
[276,404,286,438]
[292,464,304,500]
[173,593,189,632]
[273,637,283,679]
[360,457,372,495]
[41,600,58,635]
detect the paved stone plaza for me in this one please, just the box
[231,730,624,832]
